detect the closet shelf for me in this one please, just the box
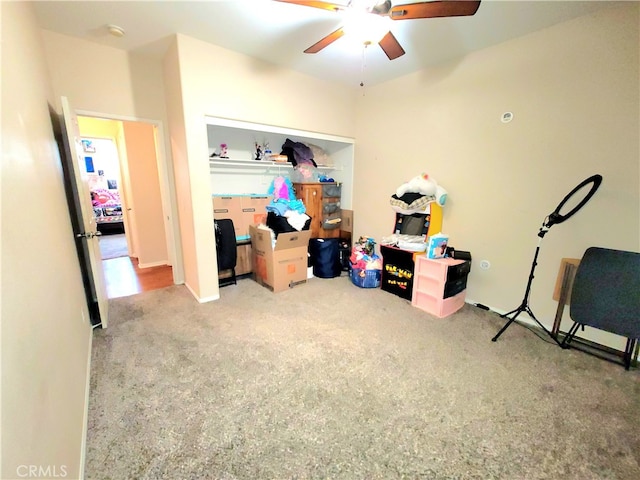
[208,158,339,171]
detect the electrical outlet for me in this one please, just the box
[480,260,491,270]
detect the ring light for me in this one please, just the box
[493,174,603,344]
[544,174,603,229]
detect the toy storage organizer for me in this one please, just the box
[411,256,471,318]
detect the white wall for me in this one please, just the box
[40,29,183,282]
[32,3,638,350]
[354,4,640,349]
[1,3,93,478]
[164,34,357,301]
[122,121,169,266]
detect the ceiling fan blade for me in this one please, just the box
[378,31,405,60]
[304,27,345,54]
[389,1,481,20]
[275,0,346,13]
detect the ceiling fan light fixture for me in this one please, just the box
[342,10,391,45]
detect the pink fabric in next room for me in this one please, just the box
[92,188,120,206]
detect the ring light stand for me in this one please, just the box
[491,174,603,344]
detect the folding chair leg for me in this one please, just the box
[623,338,636,371]
[561,321,582,349]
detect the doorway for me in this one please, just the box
[77,114,180,298]
[81,136,130,261]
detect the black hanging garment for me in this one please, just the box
[266,211,311,238]
[214,219,237,287]
[309,238,342,279]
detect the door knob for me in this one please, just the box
[76,231,102,239]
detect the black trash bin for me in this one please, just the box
[309,238,342,278]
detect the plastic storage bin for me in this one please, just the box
[350,268,381,288]
[412,290,466,318]
[411,256,470,317]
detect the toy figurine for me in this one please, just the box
[219,143,228,159]
[255,142,263,161]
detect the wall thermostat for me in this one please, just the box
[501,112,514,123]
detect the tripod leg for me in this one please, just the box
[500,305,524,318]
[492,307,525,342]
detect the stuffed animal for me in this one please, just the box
[395,173,448,206]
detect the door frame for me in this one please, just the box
[76,109,184,285]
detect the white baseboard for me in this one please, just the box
[78,326,93,480]
[464,298,628,352]
[184,281,220,303]
[465,297,544,328]
[137,259,169,269]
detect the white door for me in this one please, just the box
[61,97,109,327]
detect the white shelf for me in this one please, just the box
[208,158,338,171]
[206,115,353,207]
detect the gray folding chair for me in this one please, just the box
[561,247,640,370]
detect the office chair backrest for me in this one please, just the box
[570,247,640,339]
[214,219,237,271]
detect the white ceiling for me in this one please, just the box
[33,0,620,87]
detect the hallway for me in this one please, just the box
[102,256,173,299]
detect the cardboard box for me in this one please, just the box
[212,195,244,239]
[249,225,311,293]
[235,242,252,276]
[213,194,273,241]
[340,209,353,245]
[241,195,272,237]
[340,209,353,232]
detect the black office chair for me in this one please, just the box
[214,219,237,287]
[561,247,640,369]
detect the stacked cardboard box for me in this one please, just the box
[212,194,272,241]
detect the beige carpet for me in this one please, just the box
[86,276,640,479]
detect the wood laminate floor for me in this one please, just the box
[102,256,173,299]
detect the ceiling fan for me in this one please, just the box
[276,0,481,60]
